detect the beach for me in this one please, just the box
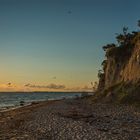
[0,98,140,140]
[0,1,140,140]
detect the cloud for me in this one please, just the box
[0,83,18,91]
[47,83,65,89]
[65,85,92,91]
[24,84,48,88]
[24,83,31,87]
[81,85,92,90]
[24,83,66,90]
[6,83,16,88]
[7,83,12,87]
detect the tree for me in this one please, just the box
[116,27,129,46]
[102,43,116,51]
[91,81,98,92]
[98,70,104,79]
[123,26,128,35]
[116,34,125,45]
[138,20,140,28]
[101,60,107,71]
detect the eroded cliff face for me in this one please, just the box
[99,40,140,90]
[98,32,140,90]
[96,31,140,104]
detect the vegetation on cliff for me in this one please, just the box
[96,20,140,106]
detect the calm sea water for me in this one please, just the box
[0,92,81,110]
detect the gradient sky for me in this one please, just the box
[0,0,140,91]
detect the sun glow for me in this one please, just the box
[0,82,93,92]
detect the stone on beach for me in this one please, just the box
[0,98,140,140]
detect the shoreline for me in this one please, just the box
[0,93,82,113]
[0,98,63,113]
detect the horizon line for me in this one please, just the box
[0,91,92,93]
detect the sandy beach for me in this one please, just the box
[0,98,140,140]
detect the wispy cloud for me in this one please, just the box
[0,83,92,92]
[0,83,18,91]
[47,83,65,89]
[24,83,66,89]
[65,85,92,91]
[81,85,93,90]
[7,83,12,87]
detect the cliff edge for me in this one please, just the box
[96,23,140,105]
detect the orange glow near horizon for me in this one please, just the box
[0,82,94,92]
[0,71,97,92]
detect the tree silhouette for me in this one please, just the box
[123,26,128,35]
[98,70,104,79]
[116,27,129,46]
[102,43,116,51]
[138,20,140,28]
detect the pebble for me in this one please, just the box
[0,99,140,140]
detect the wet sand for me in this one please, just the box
[0,98,140,140]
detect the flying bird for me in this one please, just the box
[7,83,11,86]
[68,10,72,14]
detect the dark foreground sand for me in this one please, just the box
[0,98,140,140]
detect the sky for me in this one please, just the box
[0,0,140,92]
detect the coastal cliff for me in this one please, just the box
[97,23,140,104]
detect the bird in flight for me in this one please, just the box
[68,10,72,14]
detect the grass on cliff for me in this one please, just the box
[91,82,140,107]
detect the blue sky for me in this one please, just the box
[0,0,140,91]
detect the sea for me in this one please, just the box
[0,92,82,111]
